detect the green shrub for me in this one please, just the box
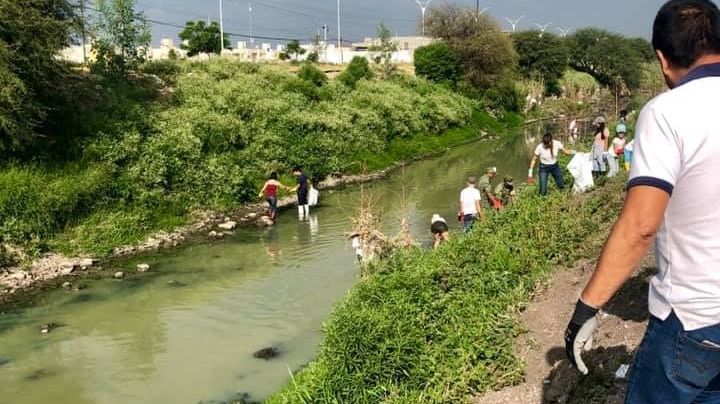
[338,56,374,88]
[0,165,113,244]
[269,180,626,403]
[414,42,460,87]
[297,63,328,87]
[483,79,526,112]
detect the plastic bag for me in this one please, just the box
[567,152,594,194]
[308,187,320,206]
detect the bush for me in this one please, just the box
[0,165,113,244]
[297,63,328,87]
[483,79,526,112]
[338,56,373,88]
[269,180,626,403]
[414,42,460,86]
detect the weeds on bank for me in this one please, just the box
[269,178,626,403]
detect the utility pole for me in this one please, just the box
[337,0,343,63]
[413,0,433,36]
[505,16,525,33]
[322,24,329,62]
[80,0,87,64]
[219,0,225,53]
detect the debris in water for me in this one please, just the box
[253,347,280,360]
[40,323,59,334]
[24,369,51,380]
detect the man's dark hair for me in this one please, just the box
[653,0,720,68]
[292,166,303,173]
[269,171,278,180]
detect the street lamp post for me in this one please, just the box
[557,27,572,37]
[533,22,552,37]
[337,0,343,63]
[505,16,525,33]
[413,0,433,36]
[219,0,225,52]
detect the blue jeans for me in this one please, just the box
[626,311,720,403]
[266,197,278,219]
[463,214,477,233]
[539,163,565,196]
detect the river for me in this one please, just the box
[0,131,537,403]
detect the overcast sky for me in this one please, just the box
[134,0,672,45]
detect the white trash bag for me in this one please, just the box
[308,187,320,207]
[567,152,594,194]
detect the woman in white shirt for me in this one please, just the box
[529,133,576,196]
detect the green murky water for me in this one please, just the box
[0,133,536,403]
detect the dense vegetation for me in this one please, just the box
[0,0,76,152]
[0,59,483,257]
[269,178,625,403]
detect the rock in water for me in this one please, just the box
[40,323,59,334]
[62,282,72,290]
[79,258,94,269]
[218,221,237,230]
[114,271,124,279]
[167,280,187,288]
[137,263,150,273]
[253,347,280,360]
[259,216,274,227]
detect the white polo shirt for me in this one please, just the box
[629,63,720,331]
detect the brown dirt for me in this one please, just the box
[474,256,655,404]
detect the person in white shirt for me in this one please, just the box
[528,133,576,196]
[565,1,720,402]
[459,176,484,232]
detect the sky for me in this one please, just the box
[133,0,671,46]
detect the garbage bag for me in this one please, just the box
[567,152,594,194]
[308,187,320,206]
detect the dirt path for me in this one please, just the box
[475,256,655,404]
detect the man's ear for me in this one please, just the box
[657,50,671,72]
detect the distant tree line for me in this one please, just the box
[414,3,655,110]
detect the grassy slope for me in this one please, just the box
[268,178,626,403]
[0,59,520,260]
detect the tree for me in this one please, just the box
[567,28,643,89]
[0,0,75,152]
[285,40,306,61]
[512,31,569,95]
[92,0,151,76]
[369,22,398,79]
[626,37,656,62]
[338,56,373,87]
[426,4,517,90]
[179,20,229,56]
[414,42,460,86]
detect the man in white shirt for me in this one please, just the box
[459,176,484,232]
[565,1,720,402]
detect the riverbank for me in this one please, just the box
[0,109,522,307]
[268,176,627,402]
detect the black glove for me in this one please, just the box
[564,299,599,374]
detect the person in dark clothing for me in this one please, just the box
[292,166,310,219]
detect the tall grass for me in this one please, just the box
[268,179,625,403]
